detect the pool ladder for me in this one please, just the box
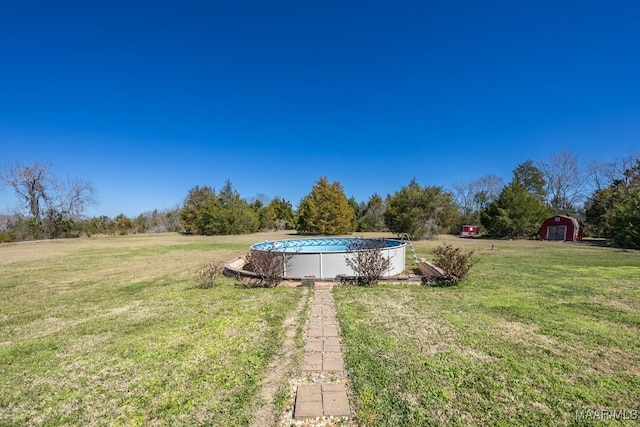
[400,233,419,265]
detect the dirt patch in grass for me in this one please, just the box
[493,320,562,356]
[250,286,309,427]
[342,288,497,363]
[589,294,639,313]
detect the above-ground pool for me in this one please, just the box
[250,237,407,280]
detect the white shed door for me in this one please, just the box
[547,225,567,241]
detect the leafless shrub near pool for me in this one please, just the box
[244,243,294,287]
[344,238,392,286]
[195,260,224,288]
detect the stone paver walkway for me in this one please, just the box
[294,283,351,420]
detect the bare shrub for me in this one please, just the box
[244,243,294,288]
[429,244,476,285]
[195,261,224,289]
[344,238,392,286]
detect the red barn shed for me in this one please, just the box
[460,225,478,237]
[540,215,583,242]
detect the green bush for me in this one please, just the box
[429,244,476,285]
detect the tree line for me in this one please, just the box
[1,151,639,248]
[0,208,182,242]
[0,162,182,242]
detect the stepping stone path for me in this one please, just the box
[294,283,352,420]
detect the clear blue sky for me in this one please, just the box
[1,1,638,217]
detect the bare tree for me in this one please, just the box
[0,162,96,238]
[454,174,504,215]
[453,182,475,217]
[537,151,586,214]
[586,150,640,192]
[472,174,504,212]
[1,163,52,232]
[61,177,96,218]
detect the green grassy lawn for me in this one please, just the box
[3,232,639,426]
[0,233,303,426]
[334,237,640,426]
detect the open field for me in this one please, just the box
[0,232,304,426]
[1,232,639,426]
[335,236,640,426]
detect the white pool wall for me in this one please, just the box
[250,237,407,280]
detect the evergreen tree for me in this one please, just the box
[86,215,113,236]
[607,188,640,249]
[584,186,620,237]
[266,197,295,230]
[383,179,459,239]
[205,180,259,235]
[250,198,269,230]
[513,160,546,202]
[296,177,355,235]
[481,183,549,238]
[114,213,133,235]
[357,193,387,232]
[586,159,640,247]
[179,182,258,235]
[180,186,216,234]
[347,196,359,231]
[481,162,550,239]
